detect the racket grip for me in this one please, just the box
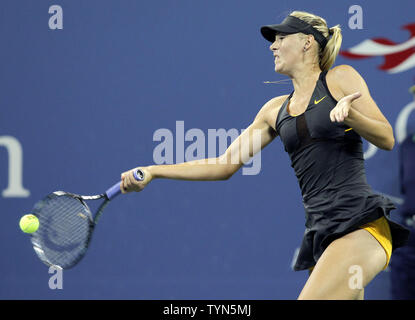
[105,169,145,200]
[105,182,122,200]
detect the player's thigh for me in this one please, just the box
[298,228,387,300]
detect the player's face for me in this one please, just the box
[270,33,303,75]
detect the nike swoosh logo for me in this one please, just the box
[314,96,327,104]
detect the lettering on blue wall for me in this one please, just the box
[348,5,363,30]
[152,121,262,176]
[48,266,63,290]
[48,5,63,30]
[0,136,30,198]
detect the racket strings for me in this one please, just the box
[32,194,93,268]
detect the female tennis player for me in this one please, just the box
[120,11,409,300]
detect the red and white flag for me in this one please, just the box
[341,23,415,74]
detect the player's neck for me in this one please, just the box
[290,66,321,97]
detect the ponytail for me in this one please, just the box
[290,11,343,72]
[320,25,342,72]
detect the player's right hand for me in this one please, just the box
[120,166,152,194]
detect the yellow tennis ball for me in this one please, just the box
[19,214,39,233]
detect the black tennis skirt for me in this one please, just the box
[292,189,410,271]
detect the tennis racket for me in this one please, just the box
[29,168,145,269]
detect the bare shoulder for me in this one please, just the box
[327,65,368,99]
[255,95,289,131]
[327,64,363,82]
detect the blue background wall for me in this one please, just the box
[1,0,414,299]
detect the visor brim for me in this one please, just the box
[260,24,300,42]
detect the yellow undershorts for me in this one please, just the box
[309,216,392,273]
[359,216,392,270]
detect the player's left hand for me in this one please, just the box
[330,92,361,123]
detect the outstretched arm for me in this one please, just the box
[120,96,286,193]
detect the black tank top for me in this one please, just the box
[275,71,409,271]
[275,71,364,203]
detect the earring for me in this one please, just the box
[303,47,307,52]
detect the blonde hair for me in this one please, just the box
[290,11,342,72]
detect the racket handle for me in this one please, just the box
[105,169,145,200]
